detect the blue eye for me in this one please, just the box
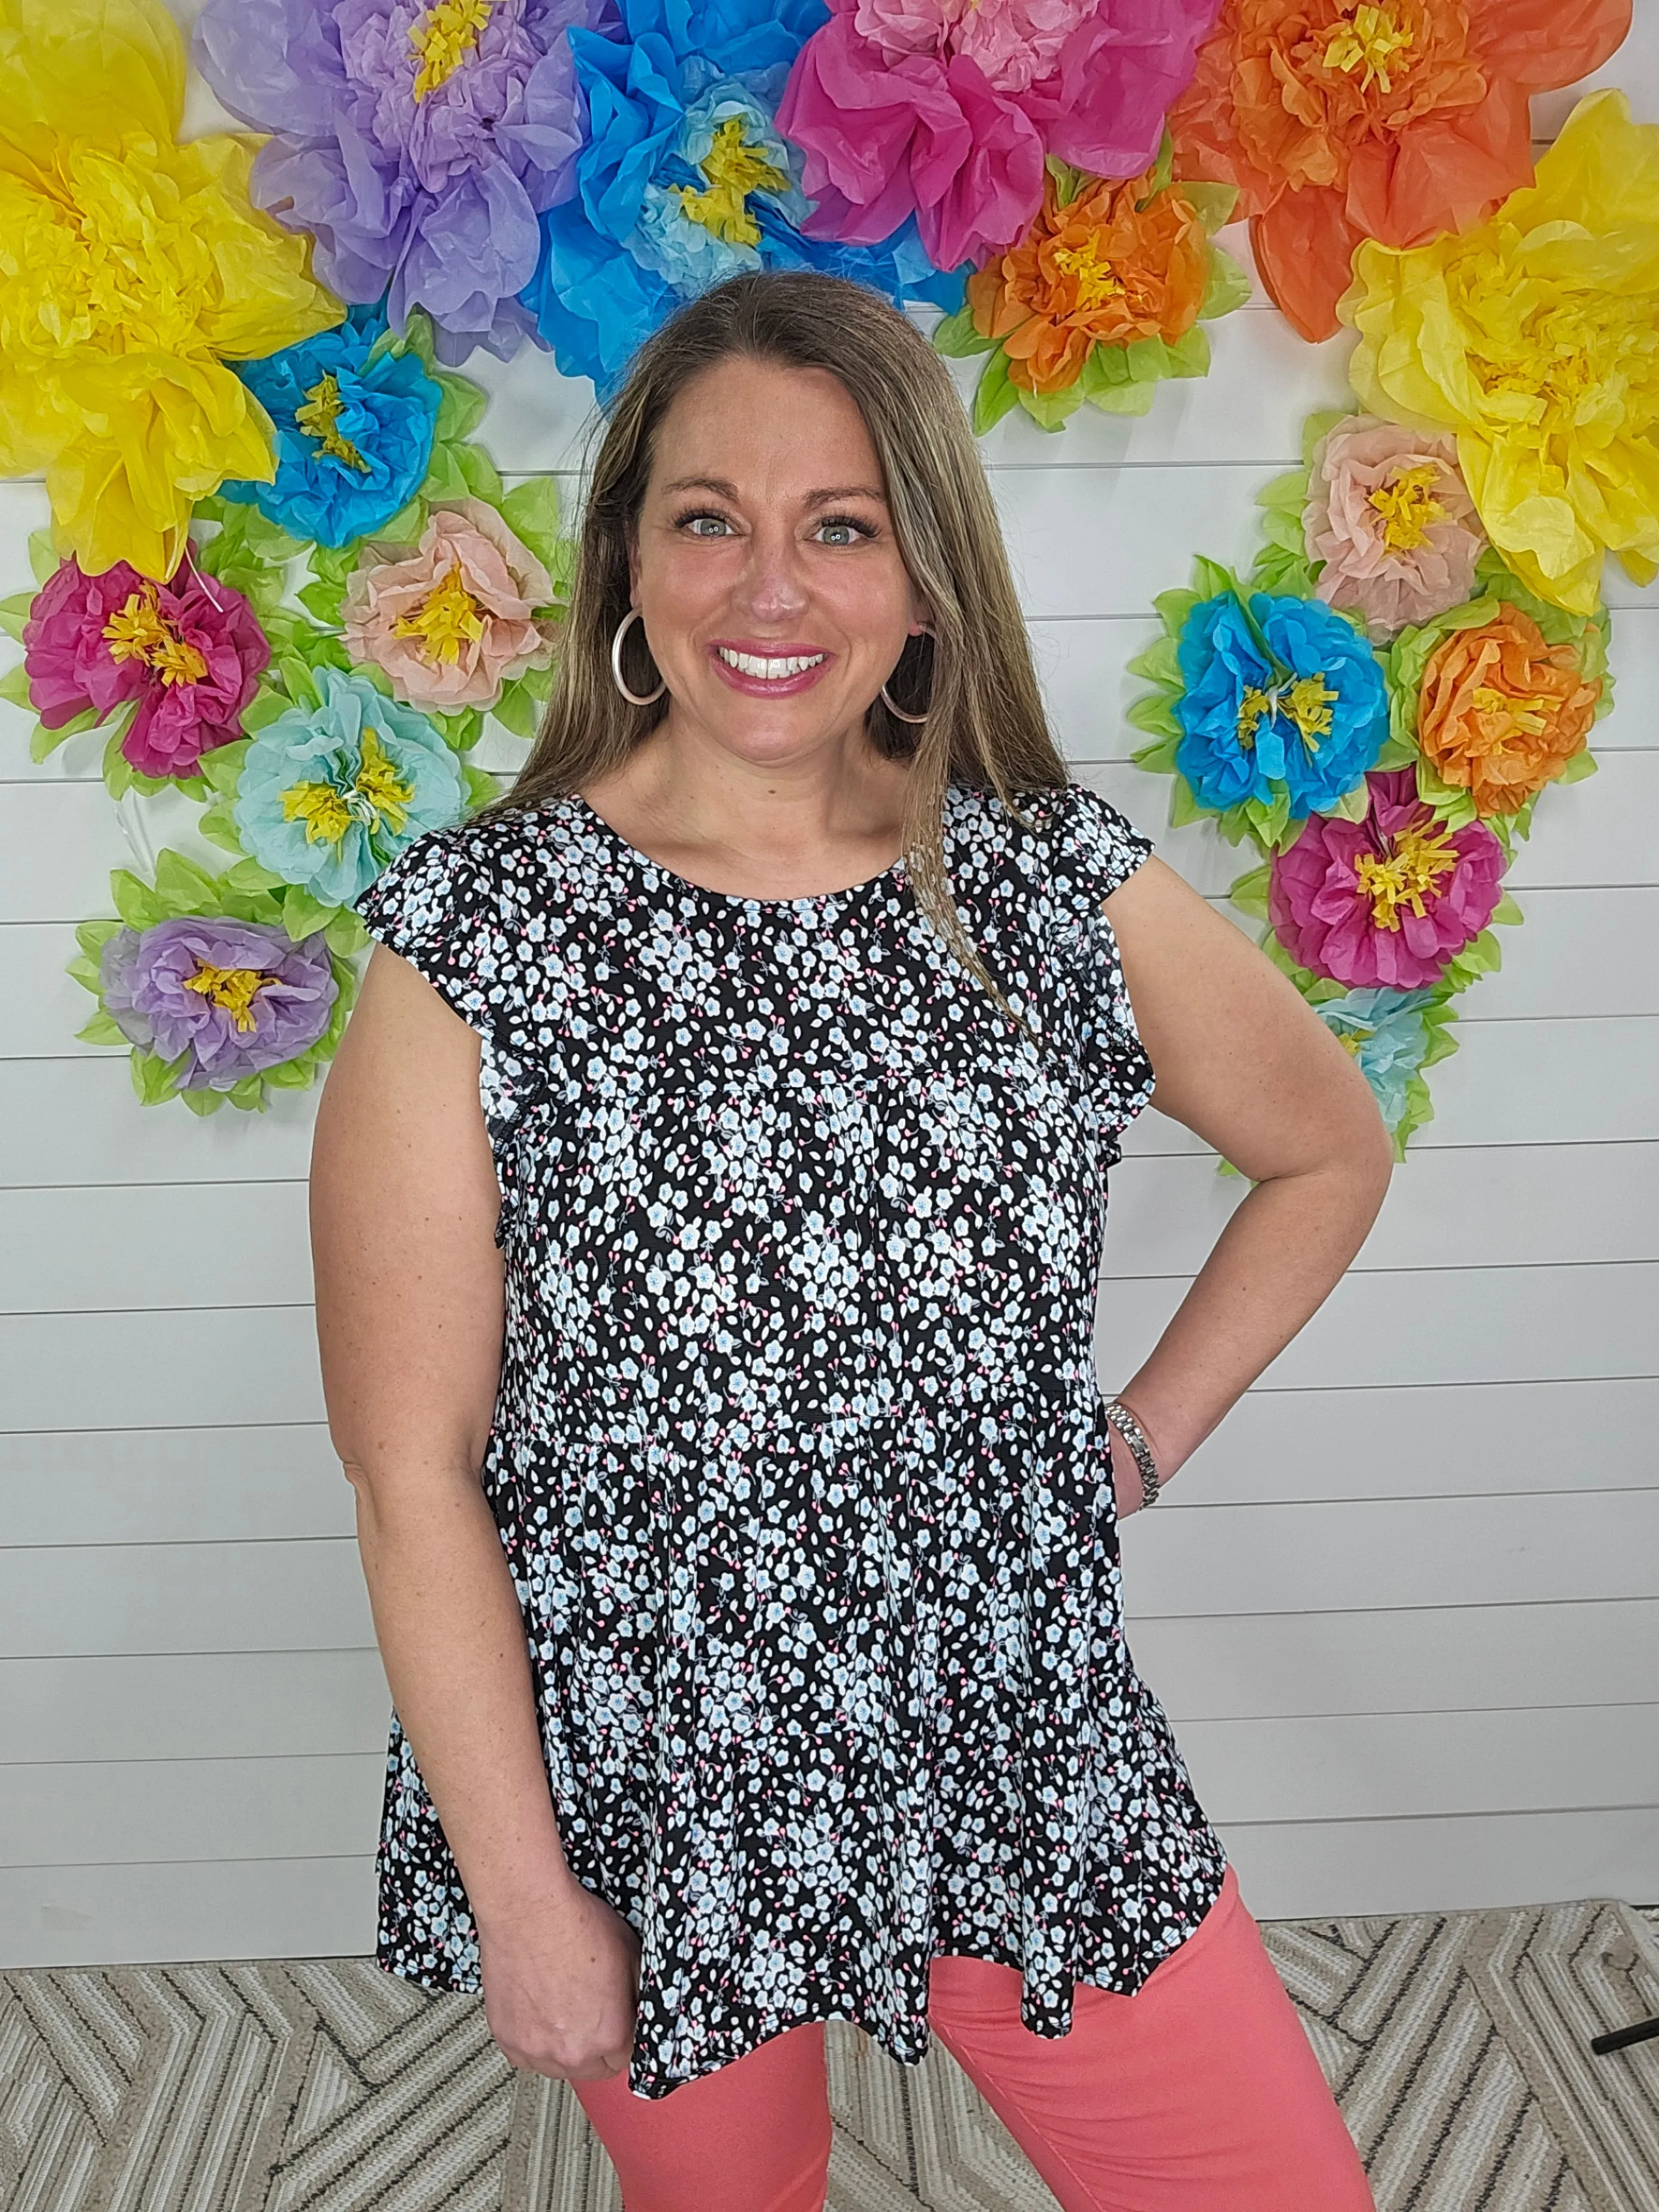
[816,516,874,547]
[680,512,730,538]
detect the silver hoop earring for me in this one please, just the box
[610,608,666,707]
[879,684,929,725]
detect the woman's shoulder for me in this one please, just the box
[355,794,605,929]
[946,779,1156,906]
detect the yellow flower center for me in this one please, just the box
[676,118,790,248]
[294,372,370,472]
[1335,1025,1374,1058]
[1049,236,1125,314]
[101,584,209,686]
[1322,5,1415,95]
[1471,685,1556,736]
[1351,819,1460,929]
[391,564,488,665]
[410,0,492,100]
[1237,674,1338,752]
[1368,463,1446,552]
[182,961,268,1033]
[281,729,415,846]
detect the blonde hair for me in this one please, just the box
[498,269,1068,1009]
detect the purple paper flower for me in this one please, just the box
[100,917,338,1088]
[23,557,269,781]
[194,0,612,361]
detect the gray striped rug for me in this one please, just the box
[4,1898,1657,2211]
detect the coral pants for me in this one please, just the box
[572,1866,1377,2211]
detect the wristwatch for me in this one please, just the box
[1101,1396,1161,1508]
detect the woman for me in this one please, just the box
[312,270,1388,2211]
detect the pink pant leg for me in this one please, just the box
[927,1866,1376,2212]
[571,2019,832,2212]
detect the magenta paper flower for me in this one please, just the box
[342,498,558,711]
[776,0,1221,271]
[1269,768,1504,991]
[23,556,270,780]
[1306,416,1486,641]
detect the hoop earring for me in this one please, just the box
[880,632,933,725]
[610,608,666,707]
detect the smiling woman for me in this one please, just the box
[309,270,1390,2210]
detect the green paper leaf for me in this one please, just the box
[1128,730,1182,774]
[433,370,489,444]
[102,730,136,800]
[931,303,996,359]
[223,856,286,893]
[1163,325,1210,380]
[74,1008,127,1047]
[197,803,247,857]
[1559,747,1598,784]
[1083,374,1159,417]
[131,1049,183,1107]
[241,686,291,734]
[971,351,1021,436]
[1167,776,1207,829]
[490,676,540,739]
[422,442,470,502]
[1125,693,1182,741]
[179,1084,227,1116]
[1300,409,1351,469]
[1180,181,1240,237]
[1079,343,1131,393]
[194,738,250,797]
[1044,155,1085,207]
[324,906,369,956]
[1124,635,1183,687]
[378,499,426,545]
[0,660,33,710]
[153,849,224,917]
[1191,554,1238,603]
[1491,890,1524,927]
[454,442,504,503]
[298,578,346,625]
[27,531,59,588]
[1327,779,1373,824]
[277,652,320,708]
[498,479,566,573]
[463,764,500,813]
[432,706,485,753]
[1123,335,1171,383]
[76,917,123,959]
[0,590,34,642]
[281,885,338,942]
[1227,861,1272,917]
[1017,382,1084,432]
[1153,586,1200,634]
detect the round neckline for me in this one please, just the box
[567,791,907,912]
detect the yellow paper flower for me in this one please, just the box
[1339,89,1659,617]
[0,0,342,581]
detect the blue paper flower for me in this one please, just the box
[518,0,964,393]
[1314,986,1436,1133]
[233,668,465,908]
[1174,589,1390,820]
[222,308,442,548]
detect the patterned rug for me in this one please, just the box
[4,1900,1658,2212]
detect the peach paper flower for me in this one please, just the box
[1169,0,1632,340]
[1306,415,1485,638]
[343,500,558,714]
[1416,603,1599,818]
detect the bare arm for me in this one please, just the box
[1099,856,1396,1504]
[310,943,638,2079]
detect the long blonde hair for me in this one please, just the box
[498,270,1068,1008]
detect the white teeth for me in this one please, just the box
[717,648,826,680]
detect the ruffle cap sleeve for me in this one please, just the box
[1039,782,1158,1158]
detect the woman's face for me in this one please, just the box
[628,356,929,768]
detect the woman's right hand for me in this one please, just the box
[479,1878,643,2082]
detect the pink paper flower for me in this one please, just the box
[23,556,270,781]
[1269,767,1505,991]
[1306,415,1486,640]
[342,500,560,713]
[777,0,1222,271]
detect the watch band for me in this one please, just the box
[1102,1396,1161,1508]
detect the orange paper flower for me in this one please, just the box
[967,166,1210,395]
[1169,0,1632,341]
[1416,603,1600,816]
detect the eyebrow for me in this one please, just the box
[660,475,888,507]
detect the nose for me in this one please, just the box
[732,520,811,628]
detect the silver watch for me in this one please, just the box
[1102,1396,1161,1506]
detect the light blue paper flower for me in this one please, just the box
[518,0,964,393]
[1175,589,1390,820]
[222,307,442,547]
[233,668,465,907]
[1314,986,1436,1133]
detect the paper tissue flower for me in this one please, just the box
[233,666,466,907]
[22,556,271,783]
[936,155,1248,430]
[220,310,443,548]
[1268,766,1504,989]
[777,0,1223,272]
[521,0,956,392]
[1411,605,1601,820]
[1169,0,1632,342]
[0,0,342,582]
[1341,91,1659,615]
[343,500,559,711]
[1314,983,1441,1138]
[98,914,338,1090]
[1304,417,1485,639]
[194,0,604,363]
[1171,578,1390,828]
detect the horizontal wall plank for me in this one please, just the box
[1143,1376,1659,1507]
[1,1753,384,1870]
[0,1650,388,1764]
[0,1059,320,1188]
[0,1183,313,1315]
[1118,1489,1659,1621]
[0,1854,377,1970]
[1129,1598,1659,1724]
[1223,1806,1659,1921]
[1180,1703,1659,1826]
[1098,1259,1659,1391]
[0,1308,323,1431]
[0,1425,347,1546]
[0,1540,368,1661]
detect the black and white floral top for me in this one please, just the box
[353,779,1229,2100]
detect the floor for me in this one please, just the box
[3,1897,1658,2211]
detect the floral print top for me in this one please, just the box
[353,778,1229,2101]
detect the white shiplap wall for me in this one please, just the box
[3,4,1656,1968]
